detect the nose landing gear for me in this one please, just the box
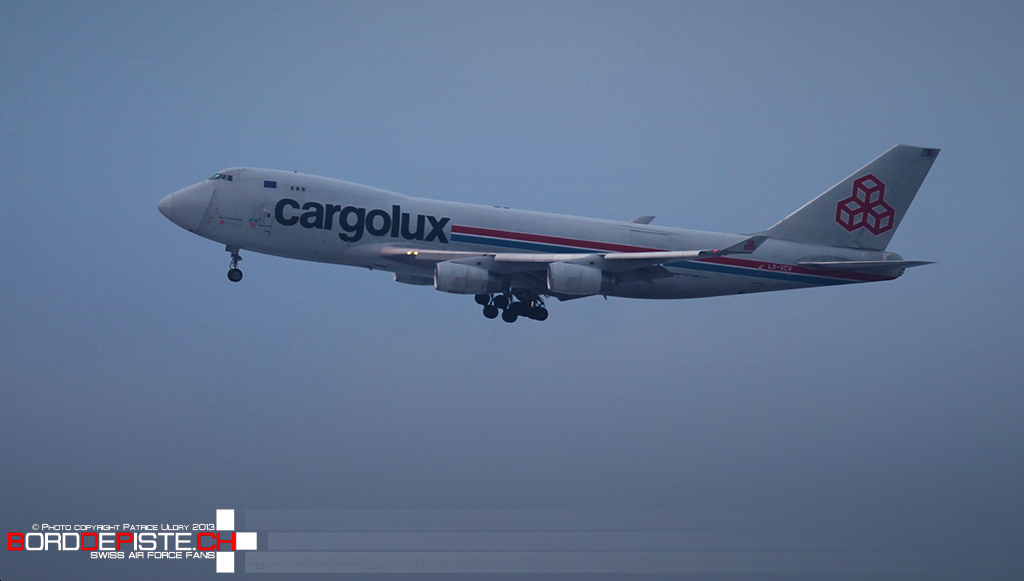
[226,246,243,282]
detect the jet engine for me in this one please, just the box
[546,262,611,296]
[434,261,502,294]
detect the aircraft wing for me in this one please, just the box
[381,235,767,272]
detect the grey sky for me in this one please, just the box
[2,1,1022,578]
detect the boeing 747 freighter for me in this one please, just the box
[159,145,938,322]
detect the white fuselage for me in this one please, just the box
[159,167,899,300]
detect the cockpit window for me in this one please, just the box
[208,173,233,181]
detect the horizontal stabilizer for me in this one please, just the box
[798,260,934,273]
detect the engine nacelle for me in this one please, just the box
[394,272,433,286]
[547,262,610,296]
[434,261,502,294]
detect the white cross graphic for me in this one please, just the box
[214,509,257,573]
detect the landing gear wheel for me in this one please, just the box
[508,301,525,316]
[493,295,510,309]
[226,246,244,282]
[475,293,491,306]
[501,309,518,323]
[483,304,499,319]
[529,306,548,321]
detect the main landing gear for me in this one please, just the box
[475,292,549,323]
[226,246,243,282]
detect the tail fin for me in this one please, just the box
[765,145,939,250]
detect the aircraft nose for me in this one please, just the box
[158,193,173,219]
[158,183,213,232]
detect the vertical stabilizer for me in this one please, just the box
[765,145,939,250]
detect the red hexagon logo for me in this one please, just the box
[835,174,894,235]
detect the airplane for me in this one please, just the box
[158,145,938,323]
